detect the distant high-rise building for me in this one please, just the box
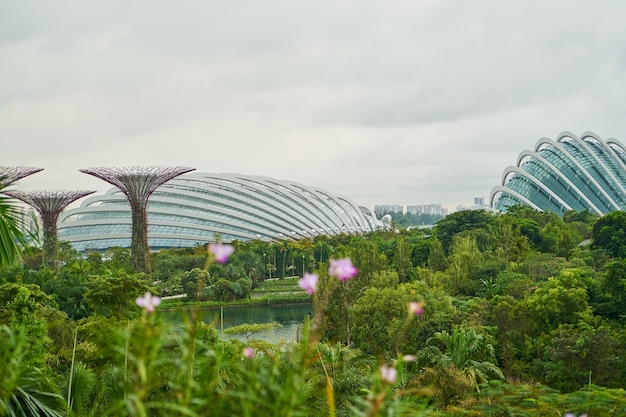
[406,204,443,215]
[375,203,447,218]
[374,204,403,215]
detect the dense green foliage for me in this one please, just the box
[378,210,444,228]
[4,205,626,415]
[0,183,34,267]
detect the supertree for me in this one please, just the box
[4,190,95,269]
[0,166,44,187]
[80,166,195,273]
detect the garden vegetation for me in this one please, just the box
[2,204,626,416]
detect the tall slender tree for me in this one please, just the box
[416,326,504,404]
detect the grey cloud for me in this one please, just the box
[2,0,626,210]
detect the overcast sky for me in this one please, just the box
[2,1,626,212]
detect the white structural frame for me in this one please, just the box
[490,131,626,215]
[58,172,383,251]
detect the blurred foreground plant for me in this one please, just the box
[88,249,434,416]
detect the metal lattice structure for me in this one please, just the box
[491,131,626,216]
[0,166,43,188]
[5,190,95,268]
[79,166,195,273]
[59,172,386,252]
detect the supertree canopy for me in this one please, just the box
[0,166,43,188]
[79,166,195,273]
[5,190,95,268]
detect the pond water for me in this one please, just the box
[162,303,313,344]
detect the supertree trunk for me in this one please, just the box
[131,199,149,274]
[80,166,195,273]
[42,224,58,269]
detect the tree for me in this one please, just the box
[180,268,210,301]
[507,205,583,255]
[63,363,96,417]
[0,325,64,417]
[102,247,133,274]
[592,210,626,258]
[445,234,483,295]
[350,280,457,356]
[0,187,32,268]
[433,209,495,254]
[415,326,504,405]
[235,250,263,287]
[392,235,413,283]
[490,214,531,263]
[1,285,51,368]
[596,259,626,321]
[427,237,447,271]
[543,322,625,391]
[211,278,235,302]
[83,273,151,319]
[323,236,387,345]
[526,268,593,333]
[308,342,374,417]
[151,248,205,283]
[224,322,281,342]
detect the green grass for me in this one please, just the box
[159,277,309,311]
[253,277,300,293]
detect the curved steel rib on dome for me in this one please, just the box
[58,172,384,252]
[490,131,626,216]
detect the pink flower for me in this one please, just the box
[380,364,397,384]
[243,347,255,359]
[208,242,235,264]
[328,258,357,282]
[136,291,161,313]
[408,301,424,316]
[298,273,319,295]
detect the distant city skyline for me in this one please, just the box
[3,2,626,210]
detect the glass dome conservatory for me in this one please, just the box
[58,172,383,251]
[490,131,626,216]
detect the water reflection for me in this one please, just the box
[162,303,313,344]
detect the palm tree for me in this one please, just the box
[0,185,32,268]
[0,167,43,267]
[0,325,64,417]
[63,362,96,417]
[416,326,504,405]
[308,342,374,417]
[237,250,263,287]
